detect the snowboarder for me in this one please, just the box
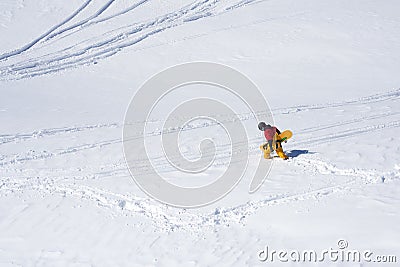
[258,122,289,160]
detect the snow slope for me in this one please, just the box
[1,0,400,266]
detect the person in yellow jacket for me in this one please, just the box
[258,122,288,160]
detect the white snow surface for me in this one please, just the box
[1,0,400,266]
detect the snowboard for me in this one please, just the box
[277,130,293,142]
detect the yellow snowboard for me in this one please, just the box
[278,130,293,142]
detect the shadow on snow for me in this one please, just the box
[286,149,315,158]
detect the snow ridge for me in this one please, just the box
[1,155,398,232]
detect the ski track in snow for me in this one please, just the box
[1,89,399,231]
[0,0,270,80]
[0,122,120,146]
[273,88,400,115]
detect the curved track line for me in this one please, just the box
[45,0,116,41]
[0,0,92,61]
[44,0,150,42]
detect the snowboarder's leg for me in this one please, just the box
[267,140,274,152]
[275,140,288,159]
[276,147,288,160]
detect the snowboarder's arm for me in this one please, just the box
[276,128,281,134]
